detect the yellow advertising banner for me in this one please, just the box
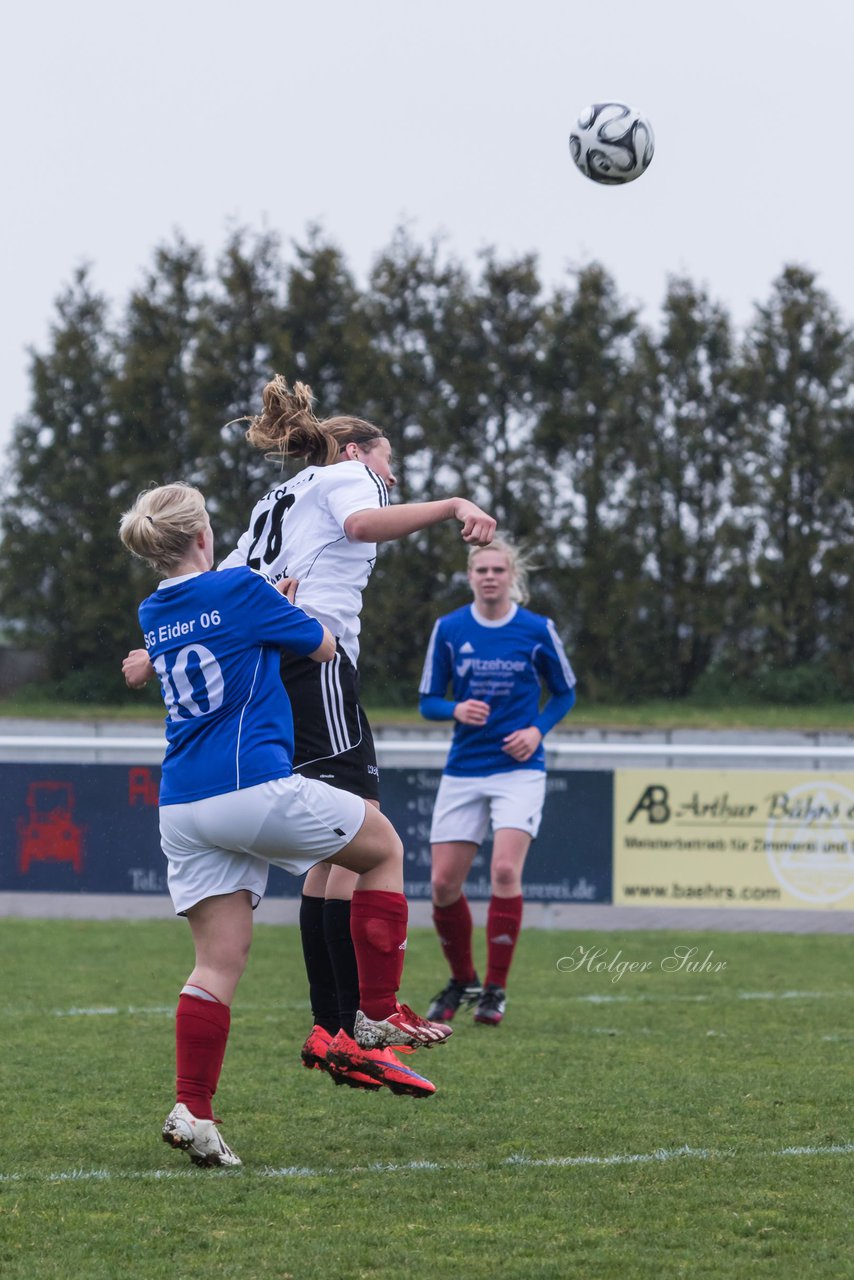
[613,770,854,910]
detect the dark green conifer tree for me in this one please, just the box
[0,267,131,695]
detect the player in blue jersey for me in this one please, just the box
[418,539,576,1026]
[123,377,495,1099]
[119,483,454,1167]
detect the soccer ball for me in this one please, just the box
[569,103,654,185]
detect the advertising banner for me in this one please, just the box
[384,766,612,903]
[614,769,854,909]
[0,762,613,904]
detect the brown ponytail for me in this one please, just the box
[246,375,386,466]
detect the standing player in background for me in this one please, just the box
[124,376,495,1097]
[418,539,576,1026]
[118,483,453,1167]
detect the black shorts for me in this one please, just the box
[279,643,380,802]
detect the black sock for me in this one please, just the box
[323,898,360,1039]
[299,894,339,1036]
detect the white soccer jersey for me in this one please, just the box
[219,461,389,664]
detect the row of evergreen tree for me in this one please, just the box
[1,225,852,705]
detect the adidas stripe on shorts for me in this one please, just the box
[429,769,547,845]
[279,642,380,801]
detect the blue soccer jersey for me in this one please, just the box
[138,567,324,804]
[418,603,576,776]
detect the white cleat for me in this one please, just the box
[354,1003,453,1050]
[162,1102,242,1168]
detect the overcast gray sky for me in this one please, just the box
[3,0,852,454]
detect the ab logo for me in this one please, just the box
[627,784,671,824]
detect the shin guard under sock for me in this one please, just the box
[485,894,523,989]
[323,898,360,1038]
[432,895,476,982]
[299,893,340,1035]
[349,889,408,1021]
[175,992,231,1120]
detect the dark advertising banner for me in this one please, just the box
[384,767,612,903]
[0,764,164,896]
[0,763,613,904]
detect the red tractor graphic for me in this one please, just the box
[17,780,84,875]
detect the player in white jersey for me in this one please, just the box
[123,376,495,1096]
[217,428,391,801]
[229,377,495,1094]
[119,483,454,1167]
[418,540,576,1027]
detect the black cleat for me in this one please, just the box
[473,983,506,1025]
[426,975,482,1022]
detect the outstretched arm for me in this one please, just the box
[345,498,495,546]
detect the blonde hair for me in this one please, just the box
[467,538,534,606]
[119,483,208,576]
[245,374,386,466]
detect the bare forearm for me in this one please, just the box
[310,626,337,663]
[345,500,456,543]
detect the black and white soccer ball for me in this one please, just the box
[569,102,654,185]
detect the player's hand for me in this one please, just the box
[502,726,543,762]
[453,699,491,726]
[122,648,155,690]
[452,500,496,547]
[274,576,299,604]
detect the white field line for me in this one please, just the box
[3,1143,854,1187]
[568,990,853,1004]
[46,1002,310,1018]
[0,1000,312,1019]
[0,989,850,1020]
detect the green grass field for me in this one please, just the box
[2,920,853,1279]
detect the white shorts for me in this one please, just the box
[429,770,547,846]
[159,774,366,916]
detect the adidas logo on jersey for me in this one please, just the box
[456,641,476,676]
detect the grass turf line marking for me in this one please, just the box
[502,1146,708,1168]
[572,991,852,1006]
[0,999,312,1019]
[4,1143,854,1187]
[52,1006,174,1017]
[0,989,851,1020]
[51,991,854,1017]
[737,990,825,1001]
[48,999,311,1018]
[777,1143,854,1157]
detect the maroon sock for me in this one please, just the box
[175,993,231,1120]
[349,889,408,1021]
[485,894,523,989]
[432,895,476,983]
